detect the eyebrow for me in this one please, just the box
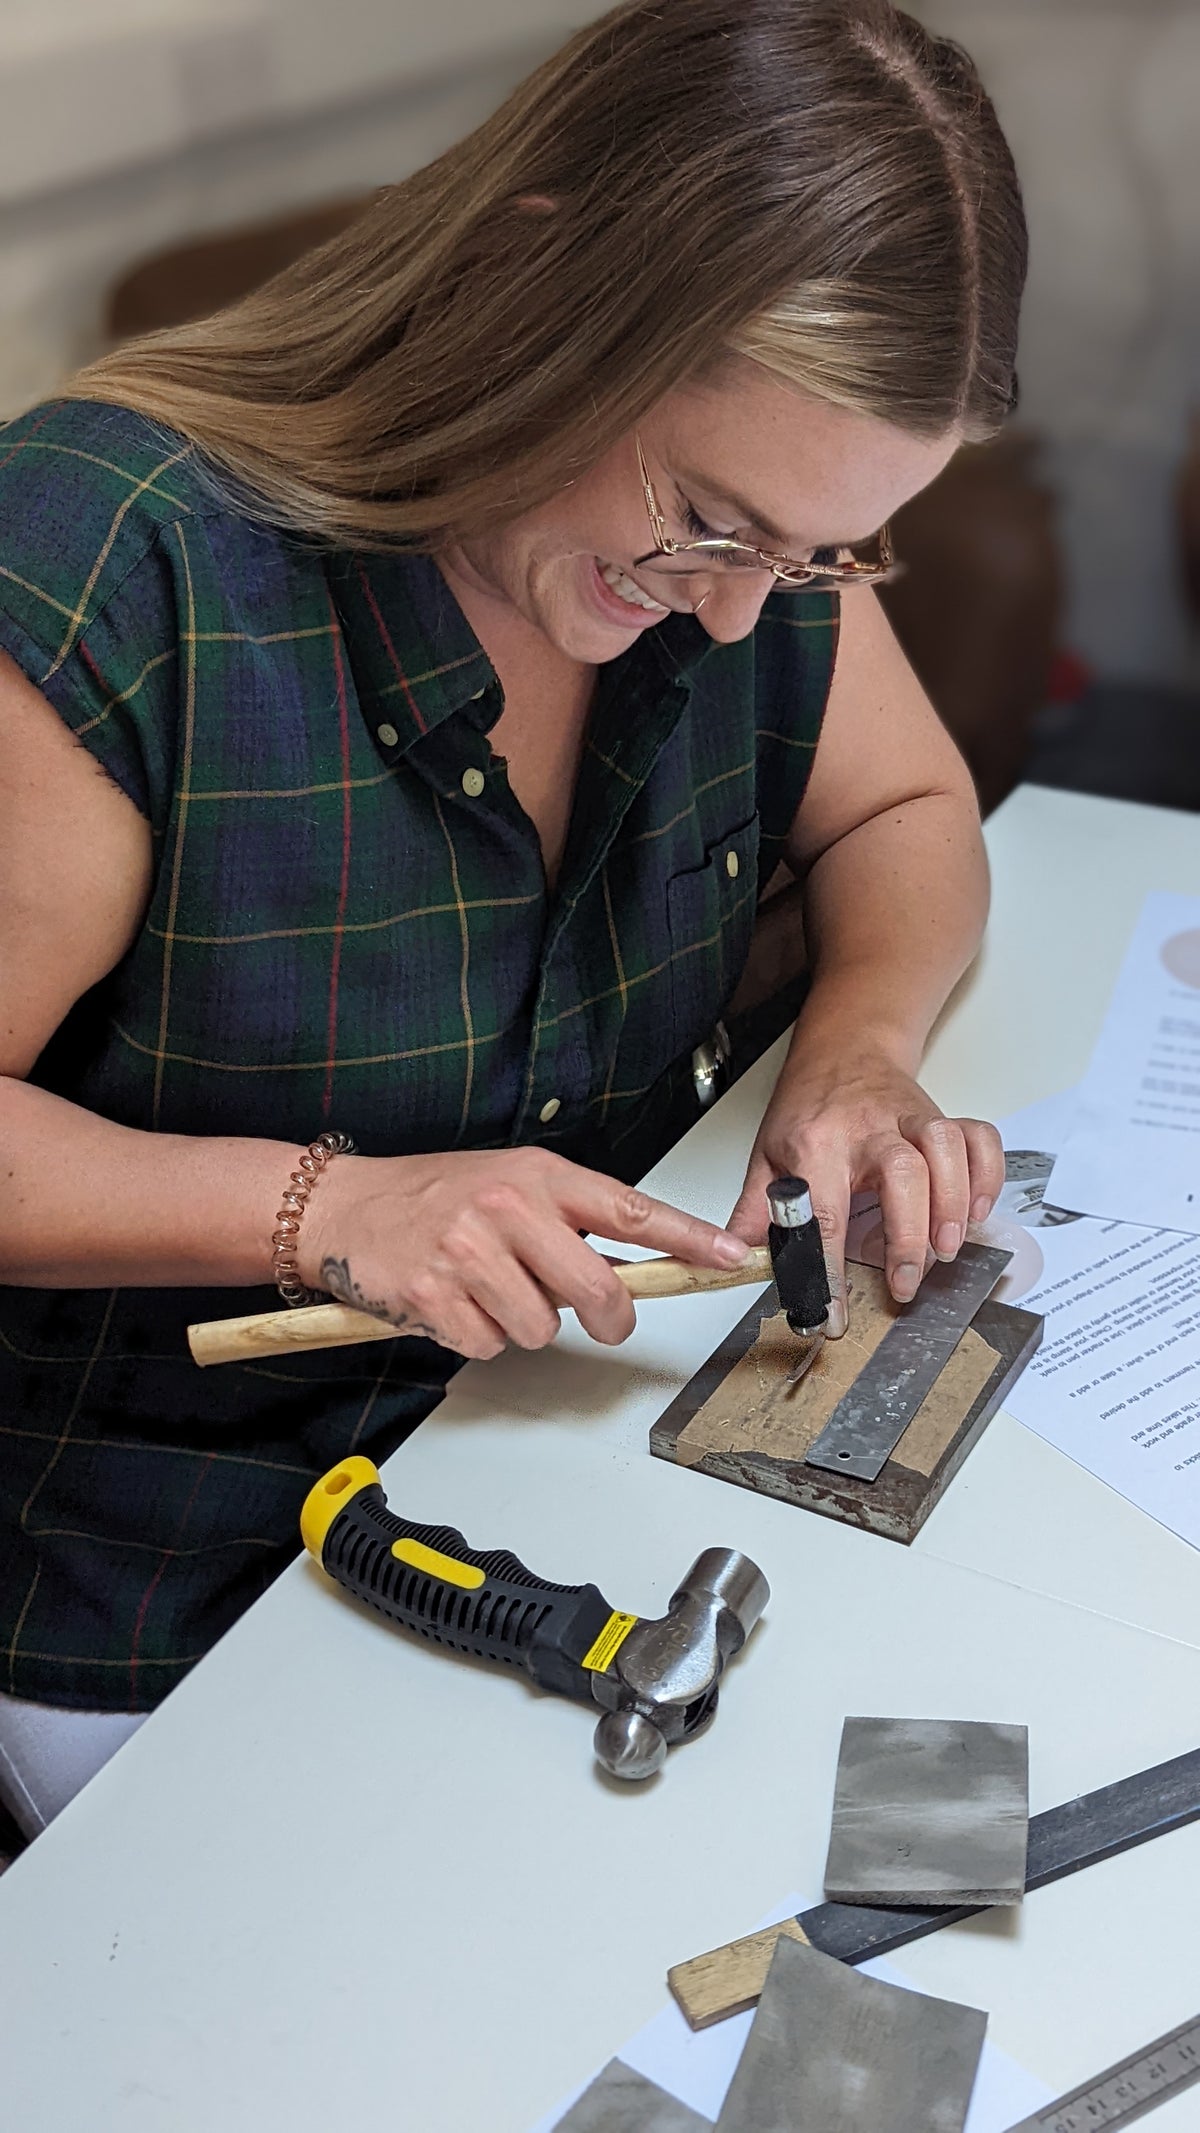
[676,468,883,554]
[675,464,797,548]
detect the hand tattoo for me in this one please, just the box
[319,1256,439,1340]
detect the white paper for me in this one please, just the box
[1047,892,1200,1233]
[845,1088,1200,1550]
[530,1894,1053,2131]
[992,1092,1200,1548]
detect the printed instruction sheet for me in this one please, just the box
[1047,891,1200,1234]
[529,1894,1052,2132]
[846,1087,1200,1550]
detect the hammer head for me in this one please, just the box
[589,1548,770,1779]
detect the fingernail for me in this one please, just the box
[714,1232,750,1265]
[892,1263,921,1303]
[935,1222,962,1259]
[970,1195,994,1223]
[826,1297,848,1338]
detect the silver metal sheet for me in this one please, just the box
[555,2059,710,2132]
[714,1933,987,2133]
[804,1244,1010,1481]
[823,1715,1030,1907]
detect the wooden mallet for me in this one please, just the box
[186,1175,831,1370]
[187,1242,776,1367]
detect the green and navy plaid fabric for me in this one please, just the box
[0,397,837,1711]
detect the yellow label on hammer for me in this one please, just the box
[581,1610,639,1674]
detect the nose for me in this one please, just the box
[693,571,776,642]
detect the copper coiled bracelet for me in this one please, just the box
[271,1131,357,1307]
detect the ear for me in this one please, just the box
[514,193,558,215]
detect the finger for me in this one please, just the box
[726,1151,775,1245]
[417,1293,509,1362]
[439,1218,562,1351]
[461,1262,562,1351]
[809,1177,852,1339]
[903,1115,970,1261]
[875,1138,932,1304]
[514,1224,637,1347]
[571,1174,750,1271]
[399,1260,511,1360]
[959,1118,1006,1222]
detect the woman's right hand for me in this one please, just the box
[299,1146,750,1359]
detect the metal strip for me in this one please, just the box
[804,1244,1011,1481]
[1006,2013,1200,2131]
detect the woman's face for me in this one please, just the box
[441,359,961,663]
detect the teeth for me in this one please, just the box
[600,562,669,614]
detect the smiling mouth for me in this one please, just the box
[596,559,671,616]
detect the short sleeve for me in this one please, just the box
[0,401,190,829]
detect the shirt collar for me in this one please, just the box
[326,550,494,757]
[327,548,718,763]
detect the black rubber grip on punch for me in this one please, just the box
[768,1213,831,1333]
[319,1480,615,1704]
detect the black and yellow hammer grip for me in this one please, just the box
[300,1458,638,1702]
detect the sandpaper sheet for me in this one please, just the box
[824,1716,1030,1907]
[673,1263,998,1479]
[554,2059,710,2131]
[714,1933,987,2133]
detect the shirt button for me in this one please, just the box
[725,849,740,879]
[377,722,399,748]
[461,766,486,799]
[538,1097,561,1124]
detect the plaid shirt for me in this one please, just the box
[0,398,837,1712]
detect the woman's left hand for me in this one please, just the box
[726,1040,1005,1336]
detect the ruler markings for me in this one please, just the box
[1008,2015,1200,2132]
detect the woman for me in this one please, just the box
[0,0,1024,1832]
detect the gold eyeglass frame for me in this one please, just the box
[633,435,894,589]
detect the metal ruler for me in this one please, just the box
[1008,2015,1200,2131]
[804,1242,1011,1481]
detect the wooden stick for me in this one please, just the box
[667,1920,812,2029]
[187,1245,774,1367]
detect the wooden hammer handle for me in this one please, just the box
[186,1244,774,1367]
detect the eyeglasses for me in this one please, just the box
[633,435,894,591]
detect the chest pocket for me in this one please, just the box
[666,812,761,1055]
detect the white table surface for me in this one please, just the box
[3,785,1200,2133]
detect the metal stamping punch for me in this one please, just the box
[765,1175,832,1386]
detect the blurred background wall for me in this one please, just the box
[0,0,599,412]
[2,0,1197,807]
[912,0,1200,697]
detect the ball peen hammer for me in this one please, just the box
[301,1455,769,1779]
[187,1174,832,1368]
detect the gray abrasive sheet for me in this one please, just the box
[555,2058,711,2132]
[714,1934,987,2133]
[823,1715,1030,1906]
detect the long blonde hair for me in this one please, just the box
[66,0,1026,550]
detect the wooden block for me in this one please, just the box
[667,1917,811,2031]
[714,1935,987,2133]
[553,2059,710,2131]
[649,1262,1042,1544]
[824,1716,1029,1906]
